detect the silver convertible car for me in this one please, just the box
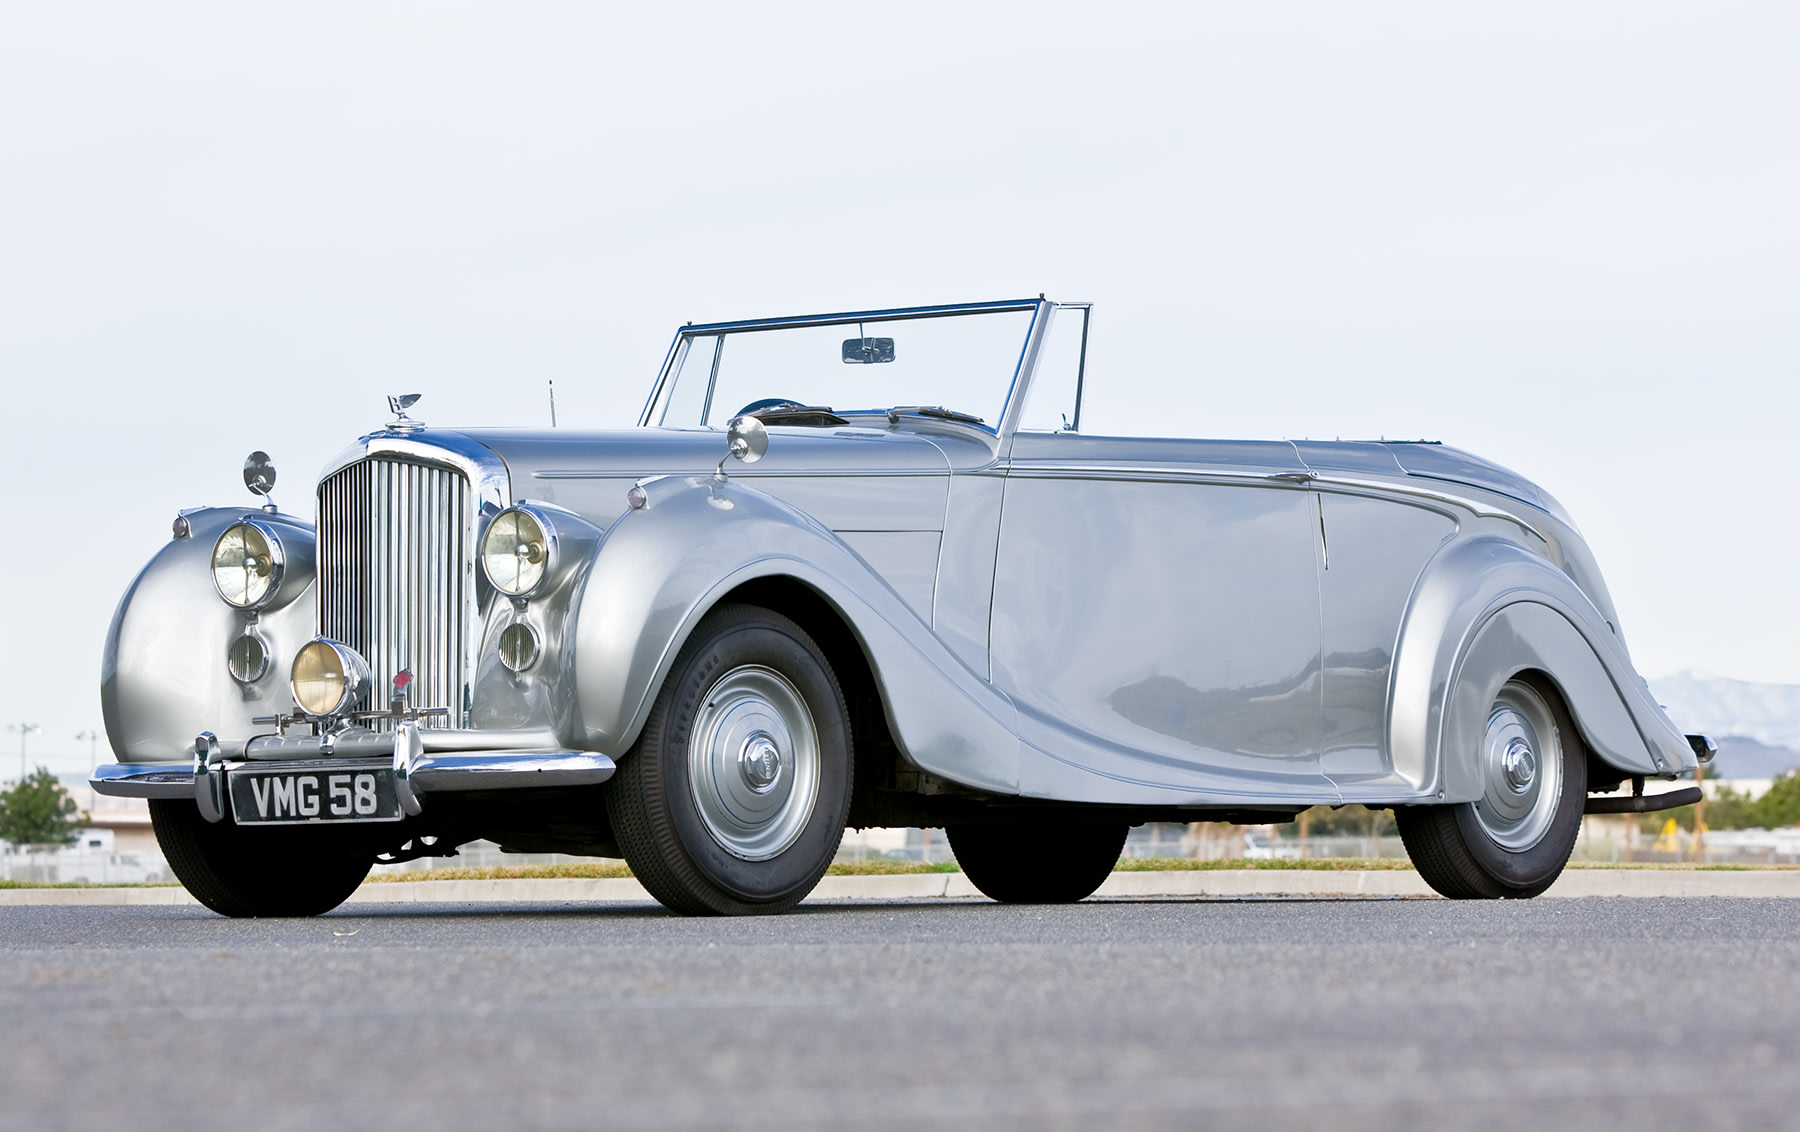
[96,298,1712,915]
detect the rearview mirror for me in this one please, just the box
[243,451,276,497]
[841,337,895,364]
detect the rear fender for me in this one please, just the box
[1390,537,1693,801]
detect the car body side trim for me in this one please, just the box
[1005,463,1547,539]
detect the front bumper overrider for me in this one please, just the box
[91,723,615,822]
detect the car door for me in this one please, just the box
[1290,442,1460,796]
[991,433,1329,802]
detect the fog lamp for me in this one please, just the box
[227,633,269,684]
[499,622,540,673]
[290,639,370,718]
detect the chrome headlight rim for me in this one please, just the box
[481,505,557,598]
[289,638,371,720]
[211,519,286,610]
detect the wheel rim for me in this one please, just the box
[1471,680,1564,851]
[687,664,820,861]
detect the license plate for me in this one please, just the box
[229,764,405,825]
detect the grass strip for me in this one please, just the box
[1114,856,1416,871]
[365,862,636,882]
[365,859,965,883]
[0,879,182,889]
[824,859,962,875]
[366,857,1800,883]
[1562,860,1796,871]
[8,857,1797,890]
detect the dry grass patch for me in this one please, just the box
[1115,856,1416,871]
[367,859,965,883]
[0,879,182,889]
[1563,860,1796,871]
[365,862,635,882]
[824,859,961,875]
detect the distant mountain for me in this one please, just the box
[1705,737,1800,781]
[1650,670,1800,752]
[1644,672,1800,780]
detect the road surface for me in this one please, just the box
[2,896,1793,1129]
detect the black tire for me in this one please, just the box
[605,603,852,916]
[150,799,373,917]
[1397,677,1588,899]
[946,821,1129,904]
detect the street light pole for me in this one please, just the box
[8,724,43,782]
[75,730,104,773]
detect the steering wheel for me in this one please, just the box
[735,398,801,418]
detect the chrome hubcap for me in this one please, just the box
[688,665,819,861]
[737,731,782,794]
[1473,680,1563,851]
[1501,738,1537,791]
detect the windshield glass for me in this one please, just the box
[647,307,1038,431]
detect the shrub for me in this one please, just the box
[0,769,84,849]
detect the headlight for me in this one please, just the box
[211,521,284,608]
[482,508,552,597]
[290,639,370,718]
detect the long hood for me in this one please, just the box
[458,424,952,481]
[331,425,954,535]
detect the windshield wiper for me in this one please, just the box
[747,403,849,427]
[886,405,985,426]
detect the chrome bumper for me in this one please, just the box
[91,722,616,821]
[1688,734,1718,764]
[92,764,205,800]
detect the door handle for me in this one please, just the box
[1265,471,1317,484]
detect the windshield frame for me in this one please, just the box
[638,298,1059,436]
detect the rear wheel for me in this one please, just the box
[947,821,1129,904]
[1397,678,1587,899]
[150,799,373,917]
[606,603,852,915]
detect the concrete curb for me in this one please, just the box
[7,868,1800,906]
[0,886,200,906]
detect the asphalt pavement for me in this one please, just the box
[3,896,1796,1130]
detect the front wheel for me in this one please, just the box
[1397,678,1588,899]
[150,800,374,917]
[606,604,853,915]
[946,821,1129,903]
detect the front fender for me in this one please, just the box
[570,476,1021,793]
[1389,536,1694,801]
[100,508,316,763]
[468,501,604,741]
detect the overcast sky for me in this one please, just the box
[2,1,1796,775]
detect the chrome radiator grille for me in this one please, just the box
[317,456,474,728]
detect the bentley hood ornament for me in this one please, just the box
[387,393,424,431]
